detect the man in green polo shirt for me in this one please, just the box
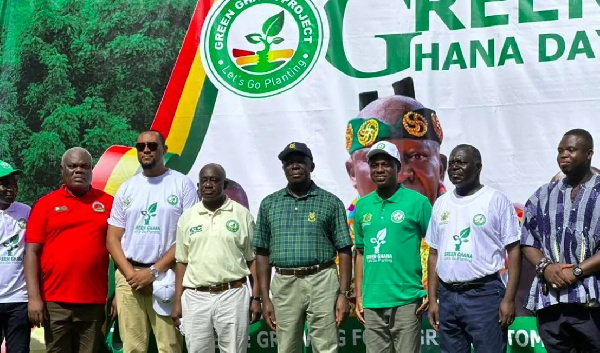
[253,142,353,353]
[354,141,432,353]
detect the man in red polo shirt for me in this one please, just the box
[24,147,113,353]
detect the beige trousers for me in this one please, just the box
[271,265,339,353]
[115,270,182,353]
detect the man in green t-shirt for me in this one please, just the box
[354,141,432,353]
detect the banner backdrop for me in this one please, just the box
[2,0,600,352]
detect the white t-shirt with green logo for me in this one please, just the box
[0,202,30,303]
[425,186,520,283]
[109,170,198,264]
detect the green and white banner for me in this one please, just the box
[2,0,599,352]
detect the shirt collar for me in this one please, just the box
[284,181,319,199]
[196,196,233,214]
[59,184,94,199]
[0,202,15,214]
[373,184,404,203]
[558,174,599,190]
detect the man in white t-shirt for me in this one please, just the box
[0,161,30,353]
[425,144,521,353]
[106,130,198,353]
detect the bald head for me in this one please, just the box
[199,163,227,204]
[61,147,93,196]
[200,163,226,180]
[61,147,92,167]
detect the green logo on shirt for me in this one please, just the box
[441,212,450,222]
[17,218,26,229]
[473,214,486,226]
[226,220,240,233]
[123,197,132,209]
[391,210,405,223]
[167,195,179,206]
[362,213,372,225]
[190,225,203,235]
[453,227,470,251]
[141,203,158,225]
[2,234,19,257]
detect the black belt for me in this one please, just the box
[127,259,153,268]
[442,273,499,291]
[275,260,335,277]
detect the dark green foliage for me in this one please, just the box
[0,0,195,204]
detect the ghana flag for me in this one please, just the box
[92,0,218,195]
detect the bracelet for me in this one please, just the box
[536,257,552,275]
[250,296,262,302]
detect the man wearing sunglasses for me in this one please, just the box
[107,130,198,353]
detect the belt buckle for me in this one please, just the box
[208,284,222,292]
[451,282,467,289]
[294,267,309,277]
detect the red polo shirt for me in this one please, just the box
[26,185,113,304]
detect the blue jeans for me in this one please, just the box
[438,278,507,353]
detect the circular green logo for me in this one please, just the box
[201,0,324,98]
[473,214,486,226]
[226,220,240,232]
[167,195,179,206]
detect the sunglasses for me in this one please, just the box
[135,142,159,152]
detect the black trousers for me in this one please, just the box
[537,303,600,353]
[0,302,31,353]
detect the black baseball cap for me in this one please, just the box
[278,142,313,161]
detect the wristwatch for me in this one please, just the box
[339,290,351,298]
[573,266,583,278]
[150,265,159,278]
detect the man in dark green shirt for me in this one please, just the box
[354,141,432,353]
[253,142,353,353]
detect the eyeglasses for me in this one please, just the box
[135,142,159,152]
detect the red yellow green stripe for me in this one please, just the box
[92,0,218,194]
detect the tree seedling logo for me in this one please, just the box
[201,0,324,98]
[141,203,158,225]
[2,234,19,257]
[371,228,387,254]
[453,227,470,251]
[240,11,289,73]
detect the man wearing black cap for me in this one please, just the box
[353,142,432,353]
[253,142,353,353]
[0,161,30,353]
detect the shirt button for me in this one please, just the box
[295,207,298,211]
